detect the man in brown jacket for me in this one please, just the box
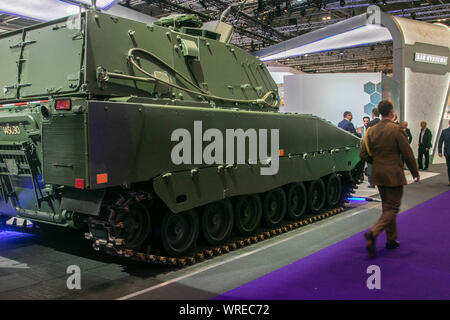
[360,100,420,258]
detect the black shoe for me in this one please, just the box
[423,168,428,171]
[364,231,376,258]
[368,185,376,188]
[386,240,400,250]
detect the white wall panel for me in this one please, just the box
[284,73,381,128]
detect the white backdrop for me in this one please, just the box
[284,73,382,129]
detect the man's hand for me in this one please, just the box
[414,176,420,183]
[426,148,429,152]
[439,153,443,157]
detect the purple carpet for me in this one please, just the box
[214,190,450,300]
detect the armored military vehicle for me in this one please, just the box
[0,10,362,261]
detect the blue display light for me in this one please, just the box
[347,197,381,202]
[0,230,36,241]
[347,197,367,201]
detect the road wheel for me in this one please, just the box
[161,209,199,257]
[287,182,307,220]
[118,203,152,249]
[308,178,326,214]
[234,194,262,236]
[262,188,287,227]
[326,174,343,208]
[201,199,234,245]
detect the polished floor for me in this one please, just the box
[0,164,448,300]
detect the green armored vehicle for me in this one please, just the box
[0,10,362,259]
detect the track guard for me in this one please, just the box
[60,188,105,216]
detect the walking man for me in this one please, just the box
[438,120,450,186]
[360,100,419,258]
[418,121,432,170]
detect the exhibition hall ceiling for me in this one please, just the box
[274,42,394,73]
[0,0,448,73]
[117,0,449,50]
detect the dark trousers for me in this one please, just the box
[371,186,403,241]
[446,155,450,182]
[418,145,429,169]
[366,163,373,185]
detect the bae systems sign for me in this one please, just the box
[414,53,448,66]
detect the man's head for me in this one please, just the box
[371,108,380,119]
[363,116,370,127]
[401,121,409,129]
[377,100,394,119]
[420,121,427,129]
[343,111,352,121]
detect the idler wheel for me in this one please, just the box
[161,209,199,257]
[326,173,343,208]
[308,178,326,214]
[201,199,234,245]
[287,182,308,220]
[262,188,287,227]
[234,194,262,236]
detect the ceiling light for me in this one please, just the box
[65,1,120,9]
[0,0,119,21]
[259,24,393,61]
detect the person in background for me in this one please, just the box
[338,111,362,138]
[360,116,371,183]
[362,116,370,138]
[401,121,412,144]
[367,108,381,128]
[418,121,432,171]
[365,108,380,188]
[438,120,450,186]
[360,100,419,258]
[393,113,400,124]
